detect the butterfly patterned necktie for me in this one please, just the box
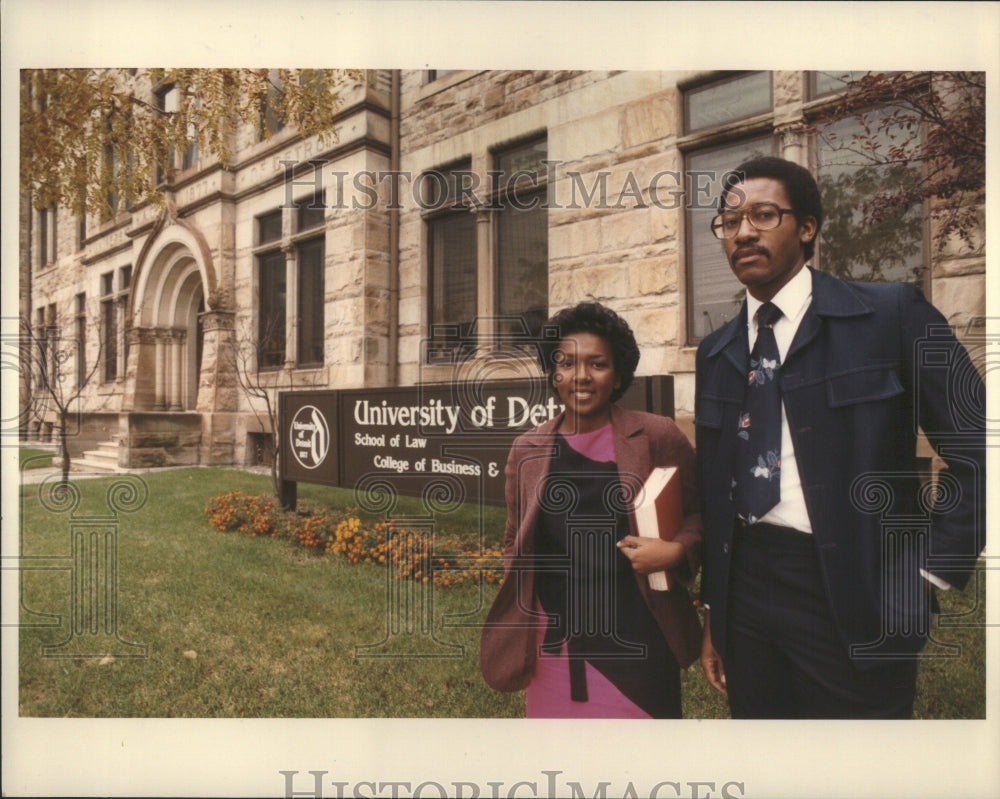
[735,301,783,524]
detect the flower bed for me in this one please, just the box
[205,491,504,588]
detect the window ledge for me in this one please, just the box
[418,352,542,385]
[255,365,328,388]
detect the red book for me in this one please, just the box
[632,466,683,591]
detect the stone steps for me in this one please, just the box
[75,439,122,474]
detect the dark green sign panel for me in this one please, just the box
[279,376,673,507]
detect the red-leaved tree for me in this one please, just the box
[809,71,985,254]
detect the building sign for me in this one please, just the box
[279,376,673,507]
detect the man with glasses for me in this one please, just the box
[694,155,985,717]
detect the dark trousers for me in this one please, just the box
[724,522,918,719]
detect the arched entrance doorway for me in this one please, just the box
[130,240,205,411]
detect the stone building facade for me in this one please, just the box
[21,70,986,470]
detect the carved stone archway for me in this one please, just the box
[127,240,205,411]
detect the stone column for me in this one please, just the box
[116,296,128,382]
[122,327,156,412]
[283,244,298,368]
[473,204,494,354]
[153,332,167,411]
[168,329,185,411]
[196,309,237,465]
[195,310,235,412]
[777,122,806,165]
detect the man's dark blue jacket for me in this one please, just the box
[695,268,986,667]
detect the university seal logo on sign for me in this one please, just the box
[289,405,330,469]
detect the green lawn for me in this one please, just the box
[19,446,54,470]
[16,467,985,718]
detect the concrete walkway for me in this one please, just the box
[17,463,271,485]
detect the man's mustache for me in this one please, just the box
[731,245,769,266]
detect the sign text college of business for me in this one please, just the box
[280,377,673,507]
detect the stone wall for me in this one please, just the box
[400,71,612,151]
[24,412,120,461]
[121,412,202,469]
[547,83,687,383]
[396,71,689,392]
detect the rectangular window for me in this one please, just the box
[496,202,548,339]
[296,238,325,366]
[45,304,58,381]
[119,266,132,374]
[77,214,87,250]
[259,69,286,139]
[35,307,47,380]
[256,204,325,371]
[101,272,117,382]
[814,108,925,284]
[685,138,773,341]
[811,71,899,98]
[258,250,286,370]
[258,210,283,245]
[297,194,326,231]
[38,208,48,267]
[428,208,477,361]
[494,139,549,343]
[181,130,198,170]
[104,144,119,221]
[75,293,86,388]
[424,138,551,363]
[685,72,772,132]
[37,205,57,267]
[682,74,775,342]
[157,84,199,176]
[426,161,477,362]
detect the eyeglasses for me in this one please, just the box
[710,202,796,239]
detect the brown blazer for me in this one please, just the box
[480,404,703,692]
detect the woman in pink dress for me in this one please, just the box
[481,302,703,718]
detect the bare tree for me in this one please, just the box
[225,315,321,503]
[20,304,103,485]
